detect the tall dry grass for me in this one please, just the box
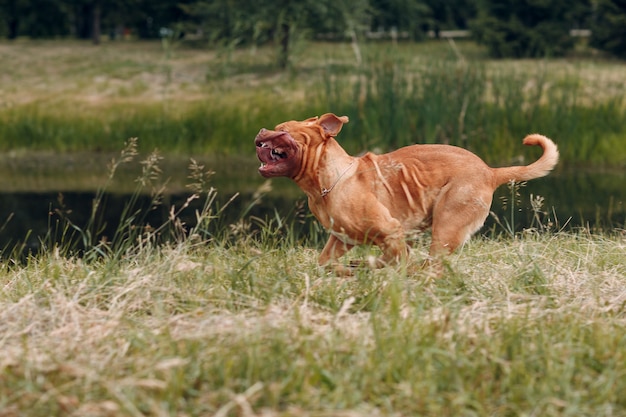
[1,229,625,416]
[0,40,625,167]
[1,142,625,416]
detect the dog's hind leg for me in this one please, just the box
[428,188,493,271]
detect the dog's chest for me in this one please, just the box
[307,197,333,229]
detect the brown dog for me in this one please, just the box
[255,113,558,273]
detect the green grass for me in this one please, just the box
[0,40,625,415]
[0,145,625,416]
[1,225,625,415]
[0,40,625,167]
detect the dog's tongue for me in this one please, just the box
[256,145,274,173]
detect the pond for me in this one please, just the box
[0,152,624,255]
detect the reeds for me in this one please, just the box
[320,55,626,166]
[0,41,624,167]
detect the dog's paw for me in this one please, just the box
[322,262,355,277]
[418,258,446,278]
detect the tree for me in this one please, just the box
[1,0,71,38]
[471,0,592,58]
[0,0,19,38]
[131,0,191,39]
[181,0,370,69]
[426,0,478,31]
[590,0,626,58]
[69,0,139,43]
[369,0,432,39]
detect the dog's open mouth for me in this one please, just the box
[254,129,300,178]
[257,141,288,167]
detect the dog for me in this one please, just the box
[255,113,559,274]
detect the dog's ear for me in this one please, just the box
[318,113,349,137]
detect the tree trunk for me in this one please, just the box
[75,4,90,39]
[92,1,101,45]
[278,22,290,69]
[7,17,18,39]
[6,0,18,39]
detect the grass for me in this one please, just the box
[1,39,625,167]
[1,145,625,416]
[1,224,625,415]
[0,39,625,415]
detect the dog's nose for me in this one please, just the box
[255,128,268,145]
[256,128,268,140]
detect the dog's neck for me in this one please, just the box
[295,138,355,200]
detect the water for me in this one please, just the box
[0,154,624,255]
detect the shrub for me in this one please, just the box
[589,0,626,58]
[471,0,589,58]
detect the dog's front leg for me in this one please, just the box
[319,234,354,276]
[377,229,410,267]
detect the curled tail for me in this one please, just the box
[493,134,559,186]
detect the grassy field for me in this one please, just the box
[1,39,625,167]
[1,220,625,416]
[1,39,625,415]
[1,151,625,415]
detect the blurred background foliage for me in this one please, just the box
[1,0,625,63]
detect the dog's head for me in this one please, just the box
[255,113,349,178]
